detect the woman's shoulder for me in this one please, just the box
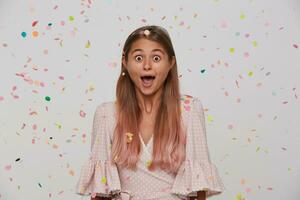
[94,100,117,118]
[180,93,201,113]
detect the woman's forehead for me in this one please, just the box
[130,38,166,54]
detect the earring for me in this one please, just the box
[122,71,126,76]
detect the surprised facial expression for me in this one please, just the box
[122,38,175,96]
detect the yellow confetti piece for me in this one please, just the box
[256,146,260,152]
[69,16,74,21]
[236,193,245,200]
[240,13,246,20]
[252,41,258,47]
[229,48,235,53]
[248,71,253,77]
[101,176,107,184]
[55,123,62,129]
[85,40,91,48]
[146,160,152,167]
[207,115,214,122]
[126,132,134,143]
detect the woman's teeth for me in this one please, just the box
[141,76,155,87]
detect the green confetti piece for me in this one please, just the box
[69,16,74,21]
[21,32,27,38]
[45,96,51,101]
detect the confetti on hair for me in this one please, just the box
[126,132,134,143]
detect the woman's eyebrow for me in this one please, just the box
[131,49,165,55]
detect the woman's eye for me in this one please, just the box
[153,55,161,62]
[135,55,143,62]
[134,55,161,62]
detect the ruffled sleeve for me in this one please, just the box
[171,97,225,198]
[76,103,122,198]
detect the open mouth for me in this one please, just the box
[140,75,155,87]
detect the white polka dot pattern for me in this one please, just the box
[75,95,225,199]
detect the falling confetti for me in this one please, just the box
[32,31,39,37]
[32,20,38,27]
[45,96,51,101]
[21,32,27,38]
[240,13,246,20]
[79,110,86,118]
[5,165,12,171]
[69,16,74,21]
[101,176,107,184]
[85,40,91,48]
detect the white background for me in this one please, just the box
[0,0,300,199]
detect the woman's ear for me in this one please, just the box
[122,53,127,68]
[171,56,176,68]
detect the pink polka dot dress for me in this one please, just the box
[76,95,225,199]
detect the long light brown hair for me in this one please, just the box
[111,25,186,174]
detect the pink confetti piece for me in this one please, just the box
[91,192,97,198]
[58,190,64,195]
[221,21,227,28]
[79,110,86,118]
[32,20,38,27]
[293,44,298,48]
[0,96,4,101]
[58,76,64,80]
[228,124,234,129]
[5,165,12,171]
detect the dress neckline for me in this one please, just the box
[138,132,153,148]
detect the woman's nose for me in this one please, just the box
[143,59,152,70]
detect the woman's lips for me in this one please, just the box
[141,76,155,88]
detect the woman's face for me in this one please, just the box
[122,38,175,96]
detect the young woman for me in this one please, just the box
[76,25,225,200]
